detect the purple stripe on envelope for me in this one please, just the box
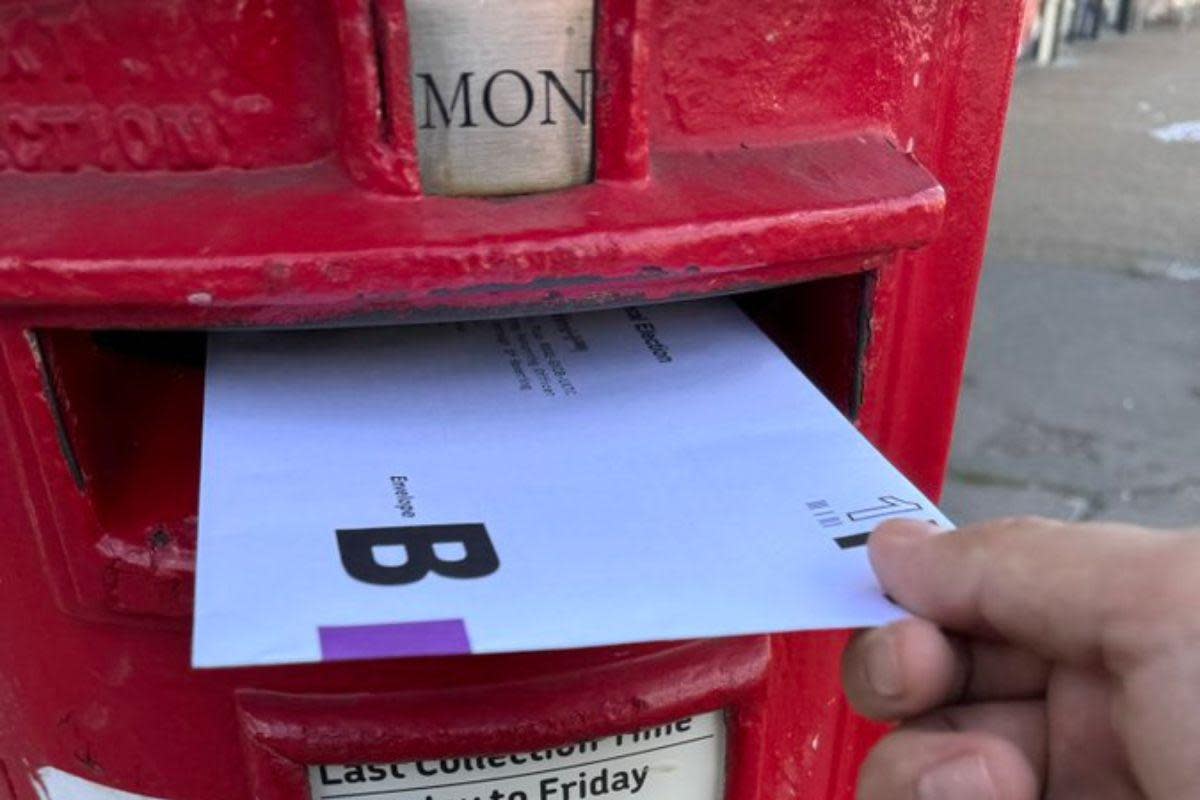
[318,619,471,661]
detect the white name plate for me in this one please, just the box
[407,0,595,196]
[309,712,726,800]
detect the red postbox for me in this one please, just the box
[0,1,1023,798]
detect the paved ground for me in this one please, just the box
[939,26,1200,528]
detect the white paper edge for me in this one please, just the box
[33,767,166,800]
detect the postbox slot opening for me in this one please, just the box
[35,329,206,575]
[32,272,870,618]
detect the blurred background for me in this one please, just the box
[940,2,1200,527]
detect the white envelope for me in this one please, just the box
[193,298,947,668]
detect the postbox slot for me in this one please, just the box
[31,328,205,619]
[28,274,870,621]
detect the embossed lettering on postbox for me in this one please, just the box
[406,0,595,196]
[0,1,334,172]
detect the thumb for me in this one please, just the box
[868,517,1199,670]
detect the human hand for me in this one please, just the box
[842,517,1200,799]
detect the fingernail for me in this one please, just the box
[863,630,902,698]
[917,755,997,800]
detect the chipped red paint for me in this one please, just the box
[0,0,1022,798]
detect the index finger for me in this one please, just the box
[868,517,1200,671]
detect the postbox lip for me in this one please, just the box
[0,134,944,329]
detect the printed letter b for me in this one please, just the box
[336,524,499,586]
